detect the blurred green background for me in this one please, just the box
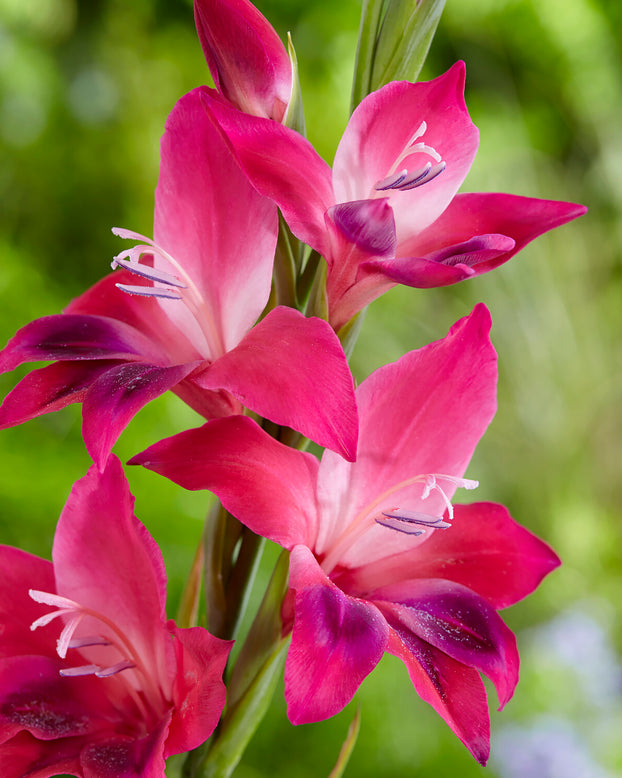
[1,0,621,776]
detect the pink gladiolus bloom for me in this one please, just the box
[132,304,561,764]
[194,0,292,121]
[203,62,587,330]
[0,88,358,469]
[0,456,231,778]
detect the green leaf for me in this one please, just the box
[372,0,446,89]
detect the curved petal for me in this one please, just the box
[66,270,201,365]
[333,62,479,242]
[401,192,588,263]
[360,233,516,289]
[52,457,175,701]
[0,731,83,778]
[154,88,278,358]
[386,625,490,765]
[0,360,121,430]
[202,90,333,254]
[80,721,170,778]
[374,579,518,708]
[0,315,160,373]
[337,503,560,607]
[198,306,358,460]
[284,546,388,724]
[0,655,113,743]
[315,304,497,566]
[82,361,199,471]
[324,200,397,329]
[131,416,319,549]
[165,624,231,756]
[194,0,291,120]
[0,547,55,658]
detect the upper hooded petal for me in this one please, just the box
[202,90,333,254]
[333,63,479,243]
[197,306,358,460]
[52,457,175,702]
[284,546,389,724]
[194,0,291,120]
[132,415,320,549]
[153,87,278,359]
[315,304,497,567]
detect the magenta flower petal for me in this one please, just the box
[132,415,319,550]
[82,361,199,471]
[0,361,120,430]
[374,579,519,708]
[201,91,333,254]
[405,502,561,607]
[402,192,588,270]
[198,306,358,460]
[285,546,388,724]
[387,626,490,765]
[333,62,479,241]
[166,624,232,756]
[154,88,277,359]
[194,0,291,120]
[0,315,159,372]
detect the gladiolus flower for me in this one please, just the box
[0,456,231,778]
[132,304,560,764]
[0,88,358,469]
[203,62,586,330]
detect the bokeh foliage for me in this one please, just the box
[1,0,621,775]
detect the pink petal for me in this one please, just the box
[82,360,199,471]
[66,270,201,365]
[154,88,277,359]
[0,655,112,743]
[374,579,519,708]
[52,457,175,700]
[0,360,120,430]
[194,0,291,120]
[324,200,397,329]
[165,624,231,756]
[0,547,55,658]
[198,306,358,460]
[202,90,334,254]
[360,233,516,289]
[401,191,588,265]
[0,315,160,373]
[80,721,170,778]
[409,502,560,607]
[131,415,319,549]
[387,625,490,765]
[284,546,388,724]
[0,731,83,778]
[315,304,497,566]
[333,62,479,242]
[336,503,560,606]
